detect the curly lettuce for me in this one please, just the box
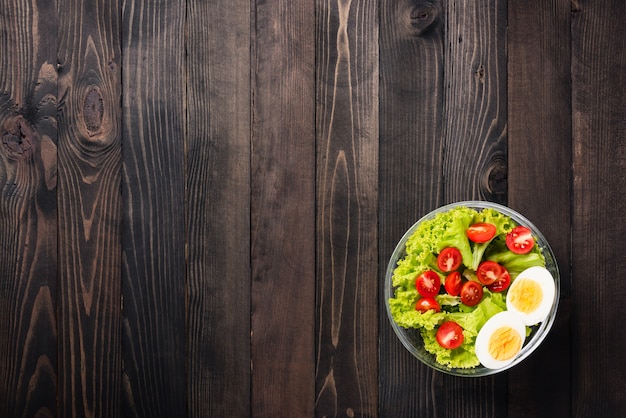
[388,287,446,329]
[466,208,516,270]
[393,207,516,290]
[484,236,545,278]
[388,205,547,369]
[420,291,506,369]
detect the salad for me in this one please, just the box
[388,205,555,370]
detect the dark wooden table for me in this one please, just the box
[1,1,625,417]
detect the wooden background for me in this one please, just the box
[1,0,625,417]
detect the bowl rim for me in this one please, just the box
[384,200,561,377]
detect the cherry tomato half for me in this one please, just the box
[444,271,463,296]
[506,225,535,254]
[487,270,511,292]
[415,297,441,313]
[476,261,509,286]
[466,222,497,243]
[460,281,483,307]
[415,270,441,297]
[437,247,463,272]
[436,321,465,349]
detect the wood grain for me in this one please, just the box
[571,1,626,416]
[2,1,626,417]
[437,2,510,415]
[120,1,187,417]
[507,1,572,417]
[442,0,508,205]
[56,0,123,416]
[250,0,316,416]
[508,0,572,293]
[315,0,378,417]
[433,0,507,416]
[186,0,251,417]
[379,0,445,416]
[0,1,58,416]
[380,0,511,416]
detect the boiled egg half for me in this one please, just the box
[506,266,556,326]
[475,311,527,369]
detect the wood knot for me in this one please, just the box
[108,59,117,72]
[409,1,439,36]
[83,86,104,136]
[485,157,508,198]
[2,116,35,160]
[475,64,485,83]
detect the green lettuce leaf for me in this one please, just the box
[484,236,546,278]
[388,288,446,330]
[467,208,516,270]
[421,292,506,368]
[447,291,505,335]
[421,327,480,369]
[387,205,547,370]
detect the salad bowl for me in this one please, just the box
[384,201,560,377]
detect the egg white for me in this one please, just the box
[475,311,527,370]
[506,266,556,326]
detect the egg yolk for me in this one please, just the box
[489,327,522,361]
[509,278,542,314]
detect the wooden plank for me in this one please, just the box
[314,0,378,417]
[507,1,572,416]
[119,1,187,417]
[0,1,58,416]
[442,0,508,205]
[378,0,445,416]
[437,2,510,415]
[381,0,511,416]
[56,1,123,416]
[250,0,316,415]
[508,0,572,294]
[571,1,626,416]
[185,0,251,416]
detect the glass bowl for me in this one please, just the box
[384,201,560,377]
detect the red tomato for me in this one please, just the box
[487,270,511,292]
[444,271,463,296]
[437,247,463,272]
[460,281,483,306]
[466,222,497,243]
[476,261,509,286]
[415,270,441,297]
[506,225,535,254]
[415,297,441,313]
[436,321,465,349]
